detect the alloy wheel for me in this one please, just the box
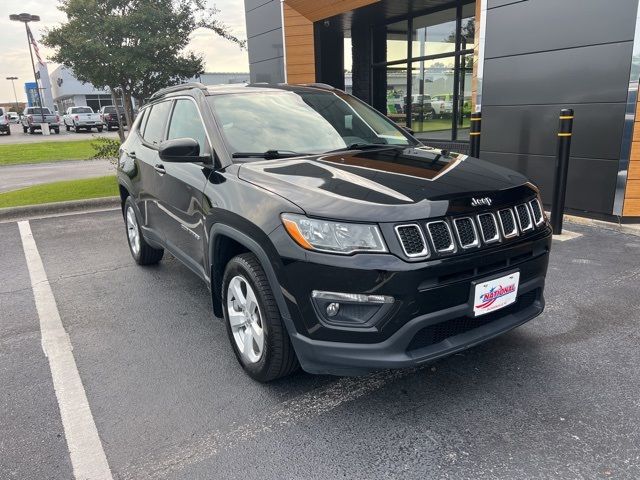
[126,206,140,256]
[226,275,265,364]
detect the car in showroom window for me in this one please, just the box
[117,83,551,382]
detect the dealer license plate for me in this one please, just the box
[473,271,520,317]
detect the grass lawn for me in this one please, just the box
[0,139,96,166]
[0,176,118,208]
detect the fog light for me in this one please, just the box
[326,302,340,317]
[311,290,395,329]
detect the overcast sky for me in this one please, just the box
[0,0,249,103]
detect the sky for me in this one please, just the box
[0,0,249,103]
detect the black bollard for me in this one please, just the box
[551,108,574,235]
[469,112,481,157]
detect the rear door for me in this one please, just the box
[154,97,212,276]
[134,100,174,241]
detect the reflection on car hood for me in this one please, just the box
[238,146,531,222]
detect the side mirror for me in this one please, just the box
[158,138,201,162]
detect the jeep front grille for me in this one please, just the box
[529,198,544,226]
[477,213,500,244]
[427,221,455,253]
[395,224,429,258]
[515,203,534,232]
[498,209,518,238]
[453,217,479,249]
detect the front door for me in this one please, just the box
[154,98,212,277]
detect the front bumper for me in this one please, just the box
[271,226,551,375]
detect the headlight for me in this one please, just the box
[281,213,387,254]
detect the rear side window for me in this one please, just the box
[142,101,172,145]
[167,99,208,152]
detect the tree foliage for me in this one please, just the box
[42,0,245,127]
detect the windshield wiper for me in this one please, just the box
[324,143,398,154]
[231,150,311,160]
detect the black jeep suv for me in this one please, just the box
[117,82,551,382]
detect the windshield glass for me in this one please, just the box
[73,107,92,113]
[208,90,415,157]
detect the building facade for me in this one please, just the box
[243,0,640,220]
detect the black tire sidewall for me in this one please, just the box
[124,198,143,263]
[222,257,276,380]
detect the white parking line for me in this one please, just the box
[18,220,113,480]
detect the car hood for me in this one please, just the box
[238,146,533,222]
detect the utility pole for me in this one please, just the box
[9,13,45,123]
[6,76,20,113]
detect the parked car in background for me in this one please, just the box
[8,112,20,123]
[117,83,551,382]
[99,105,127,131]
[0,107,11,135]
[21,107,60,134]
[63,106,103,133]
[432,95,453,118]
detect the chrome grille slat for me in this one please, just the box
[529,198,544,226]
[498,208,518,238]
[395,224,429,258]
[477,213,500,244]
[515,203,534,232]
[426,221,455,253]
[453,217,479,249]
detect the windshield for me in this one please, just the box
[104,107,117,113]
[208,89,415,157]
[73,107,92,113]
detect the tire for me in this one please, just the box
[123,197,164,265]
[23,126,28,133]
[53,128,60,134]
[97,126,103,133]
[6,127,10,136]
[29,127,35,134]
[65,124,70,132]
[222,253,299,382]
[74,123,80,133]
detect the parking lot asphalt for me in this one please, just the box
[1,210,639,479]
[1,123,122,144]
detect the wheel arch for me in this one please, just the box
[208,224,294,330]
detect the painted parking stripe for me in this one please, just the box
[18,220,113,480]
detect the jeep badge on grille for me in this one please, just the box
[471,197,493,207]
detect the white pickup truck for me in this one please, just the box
[63,106,103,133]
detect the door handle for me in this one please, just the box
[154,163,166,175]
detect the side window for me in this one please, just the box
[167,99,209,152]
[142,101,172,145]
[136,108,148,135]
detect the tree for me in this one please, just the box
[42,0,245,141]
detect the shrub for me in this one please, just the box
[91,136,121,162]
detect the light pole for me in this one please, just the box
[9,13,44,123]
[5,76,20,114]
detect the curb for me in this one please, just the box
[563,213,640,238]
[0,196,120,222]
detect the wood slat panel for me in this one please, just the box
[283,3,316,83]
[633,122,640,143]
[630,141,640,162]
[623,198,640,216]
[284,24,314,37]
[287,73,315,83]
[285,0,379,21]
[629,160,640,180]
[287,63,317,75]
[625,180,640,199]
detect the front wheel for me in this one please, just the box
[74,123,80,133]
[222,253,298,382]
[123,197,164,265]
[53,128,60,134]
[23,126,28,133]
[97,126,103,133]
[65,124,70,132]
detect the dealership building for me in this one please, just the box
[243,0,640,219]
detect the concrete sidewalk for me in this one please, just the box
[0,159,115,193]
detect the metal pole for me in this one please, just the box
[9,78,20,112]
[469,111,481,157]
[24,22,45,123]
[551,108,574,235]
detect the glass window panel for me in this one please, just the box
[381,64,408,127]
[410,57,455,141]
[461,3,476,51]
[143,101,172,145]
[385,20,409,63]
[167,99,209,152]
[456,53,474,141]
[412,8,457,59]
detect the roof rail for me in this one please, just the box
[301,83,337,91]
[149,82,207,101]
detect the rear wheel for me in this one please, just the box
[29,127,35,134]
[53,128,60,134]
[65,124,70,132]
[222,253,298,382]
[74,123,80,133]
[23,126,28,133]
[97,126,103,133]
[6,127,10,136]
[123,197,164,265]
